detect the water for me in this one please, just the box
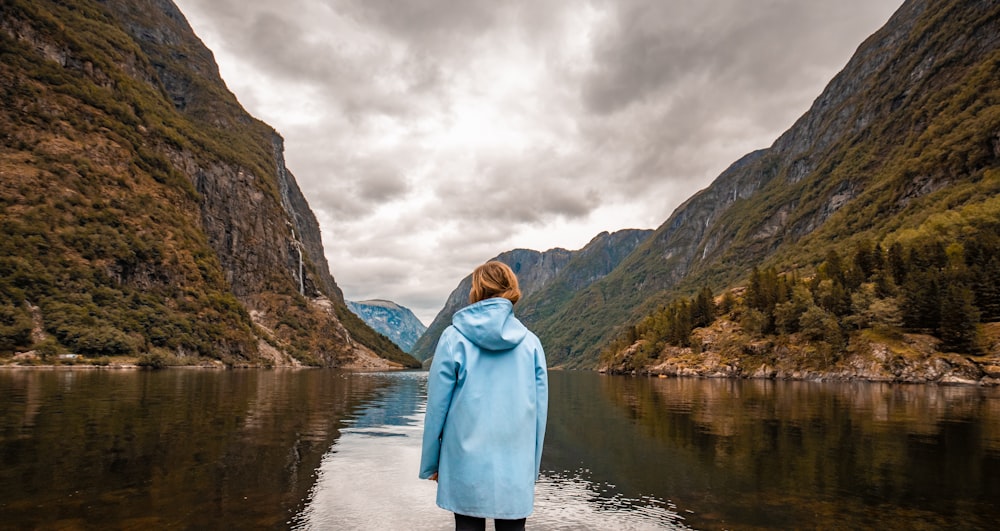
[1,369,998,529]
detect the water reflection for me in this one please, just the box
[532,469,689,530]
[291,371,440,530]
[583,374,1000,530]
[0,369,389,529]
[2,370,997,530]
[292,371,689,531]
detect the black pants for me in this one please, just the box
[454,513,526,531]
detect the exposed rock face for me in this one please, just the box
[98,0,342,304]
[534,0,1000,367]
[0,0,410,367]
[346,300,427,353]
[411,229,653,361]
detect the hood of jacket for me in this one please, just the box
[451,297,528,351]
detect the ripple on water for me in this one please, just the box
[533,469,690,530]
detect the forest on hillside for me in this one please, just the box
[601,203,1000,371]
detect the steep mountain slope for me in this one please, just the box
[538,0,1000,368]
[347,299,426,353]
[412,229,652,360]
[0,0,417,367]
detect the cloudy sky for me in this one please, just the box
[172,0,902,325]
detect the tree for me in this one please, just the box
[625,325,639,345]
[818,249,846,285]
[867,297,903,336]
[972,257,1000,322]
[775,284,813,334]
[938,284,981,354]
[814,278,850,316]
[0,304,34,353]
[740,308,769,337]
[747,267,765,310]
[848,240,878,289]
[691,286,716,328]
[667,299,693,347]
[746,267,780,333]
[888,241,907,285]
[845,283,902,333]
[900,271,940,332]
[853,240,877,279]
[799,303,845,365]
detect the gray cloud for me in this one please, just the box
[174,0,903,324]
[336,0,499,46]
[434,152,601,224]
[582,0,901,115]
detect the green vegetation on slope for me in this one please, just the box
[0,0,415,366]
[602,205,1000,372]
[0,6,257,361]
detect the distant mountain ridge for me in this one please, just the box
[0,0,418,367]
[346,299,426,353]
[411,229,653,360]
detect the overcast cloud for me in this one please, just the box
[172,0,902,325]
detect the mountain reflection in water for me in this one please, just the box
[2,369,997,530]
[0,369,390,529]
[563,373,1000,530]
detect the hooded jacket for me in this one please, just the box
[419,297,548,519]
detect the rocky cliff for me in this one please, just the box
[535,0,1000,368]
[411,229,652,361]
[0,0,417,367]
[346,300,426,353]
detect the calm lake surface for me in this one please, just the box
[1,369,998,530]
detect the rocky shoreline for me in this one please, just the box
[600,323,1000,386]
[601,354,1000,386]
[1,351,405,371]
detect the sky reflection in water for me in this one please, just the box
[291,371,688,530]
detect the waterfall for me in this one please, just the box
[298,244,304,296]
[291,227,304,296]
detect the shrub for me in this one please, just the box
[799,304,845,363]
[137,350,179,369]
[34,337,64,358]
[0,304,33,353]
[740,308,769,337]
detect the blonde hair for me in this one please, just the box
[469,261,521,305]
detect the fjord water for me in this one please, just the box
[1,371,998,530]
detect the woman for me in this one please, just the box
[420,261,549,531]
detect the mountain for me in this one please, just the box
[411,247,573,361]
[533,0,1000,368]
[411,229,653,361]
[0,0,418,368]
[346,299,426,353]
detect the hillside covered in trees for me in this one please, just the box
[600,216,1000,383]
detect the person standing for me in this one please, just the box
[420,261,549,531]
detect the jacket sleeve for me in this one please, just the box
[419,330,459,479]
[534,340,548,480]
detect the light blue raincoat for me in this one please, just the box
[419,297,548,519]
